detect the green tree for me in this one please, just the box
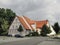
[0,8,16,35]
[18,25,23,32]
[5,9,16,24]
[1,19,9,31]
[0,8,5,18]
[53,22,60,34]
[0,19,9,35]
[41,24,51,36]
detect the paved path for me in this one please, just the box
[0,36,30,43]
[0,37,60,45]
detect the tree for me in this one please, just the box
[5,9,16,24]
[0,8,5,18]
[53,22,60,34]
[1,19,9,35]
[18,25,23,32]
[41,24,51,36]
[0,8,16,35]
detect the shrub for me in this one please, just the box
[32,32,39,36]
[18,25,23,32]
[53,22,60,34]
[41,24,51,36]
[26,31,39,37]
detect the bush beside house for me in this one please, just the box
[53,22,60,34]
[18,25,23,32]
[32,31,39,36]
[26,30,39,37]
[41,24,51,36]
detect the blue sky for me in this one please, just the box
[0,0,60,25]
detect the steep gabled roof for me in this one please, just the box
[23,16,35,30]
[23,16,48,29]
[17,16,30,30]
[36,20,48,29]
[17,16,48,30]
[23,16,35,25]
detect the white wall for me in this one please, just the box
[37,29,41,35]
[31,23,36,32]
[8,17,20,36]
[46,23,56,36]
[8,16,30,36]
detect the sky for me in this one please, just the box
[0,0,60,25]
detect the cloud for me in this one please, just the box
[0,0,60,25]
[25,0,60,25]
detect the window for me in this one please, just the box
[16,26,18,28]
[13,25,14,29]
[16,18,17,22]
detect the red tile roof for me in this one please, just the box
[36,20,48,29]
[23,16,35,25]
[23,16,35,30]
[17,16,48,30]
[17,16,30,30]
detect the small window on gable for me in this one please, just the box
[16,18,18,21]
[16,26,18,28]
[13,25,14,29]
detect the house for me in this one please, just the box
[8,16,56,36]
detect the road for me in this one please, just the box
[0,37,60,45]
